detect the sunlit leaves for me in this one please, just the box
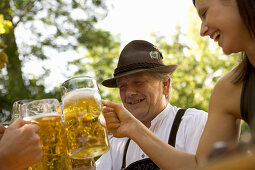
[0,15,12,34]
[0,52,8,68]
[0,14,12,69]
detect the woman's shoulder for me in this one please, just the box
[215,68,243,92]
[210,69,243,118]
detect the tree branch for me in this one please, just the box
[13,1,36,28]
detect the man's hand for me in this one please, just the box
[102,100,142,138]
[0,119,43,170]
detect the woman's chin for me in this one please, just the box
[222,46,235,55]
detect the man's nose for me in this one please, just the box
[125,86,137,96]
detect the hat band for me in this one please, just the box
[114,63,164,76]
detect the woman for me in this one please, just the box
[102,0,255,169]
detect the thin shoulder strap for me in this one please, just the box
[121,138,131,169]
[168,108,187,147]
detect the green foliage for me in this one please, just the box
[70,35,122,102]
[0,14,12,69]
[152,8,238,112]
[0,0,110,122]
[0,14,12,34]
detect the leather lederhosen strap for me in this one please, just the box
[121,109,187,170]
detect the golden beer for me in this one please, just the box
[25,113,71,170]
[71,158,96,170]
[62,88,109,159]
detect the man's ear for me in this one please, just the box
[162,77,171,96]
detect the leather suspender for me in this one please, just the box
[121,138,131,169]
[168,108,187,147]
[121,108,187,169]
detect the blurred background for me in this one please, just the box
[0,0,250,141]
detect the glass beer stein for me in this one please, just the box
[71,158,96,170]
[12,99,33,121]
[1,99,33,128]
[61,76,110,159]
[22,99,71,170]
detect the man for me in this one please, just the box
[0,119,43,170]
[96,40,208,169]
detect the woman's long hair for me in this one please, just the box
[233,0,255,83]
[192,0,255,83]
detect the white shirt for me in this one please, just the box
[96,104,208,170]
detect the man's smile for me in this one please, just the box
[127,98,145,105]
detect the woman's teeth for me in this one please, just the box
[213,31,220,41]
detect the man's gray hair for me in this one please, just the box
[148,71,171,100]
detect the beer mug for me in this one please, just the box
[60,102,96,170]
[71,158,96,170]
[1,99,33,128]
[61,76,110,159]
[22,99,71,170]
[12,99,33,121]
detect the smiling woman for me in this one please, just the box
[191,0,255,169]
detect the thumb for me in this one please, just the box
[102,100,133,121]
[10,118,30,128]
[102,100,122,110]
[102,100,126,119]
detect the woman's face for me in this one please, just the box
[195,0,252,55]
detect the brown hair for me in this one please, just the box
[192,0,255,83]
[232,0,255,83]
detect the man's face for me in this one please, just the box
[117,72,169,125]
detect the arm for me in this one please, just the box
[102,100,197,170]
[102,72,242,170]
[196,72,242,164]
[0,119,43,170]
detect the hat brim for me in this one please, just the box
[102,64,177,88]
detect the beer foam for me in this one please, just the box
[62,88,101,103]
[23,112,61,121]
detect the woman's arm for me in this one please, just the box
[196,72,242,164]
[103,100,197,170]
[102,71,243,169]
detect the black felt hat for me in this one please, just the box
[102,40,177,88]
